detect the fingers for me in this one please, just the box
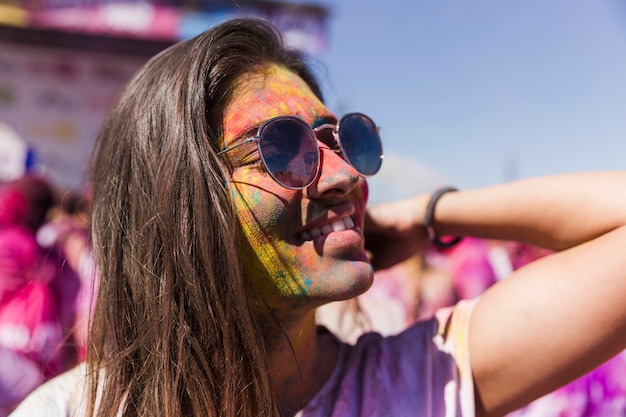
[365,194,428,235]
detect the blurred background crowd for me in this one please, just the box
[0,174,94,415]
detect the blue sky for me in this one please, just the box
[309,0,626,201]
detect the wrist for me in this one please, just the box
[423,186,462,249]
[412,194,431,228]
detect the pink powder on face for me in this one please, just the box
[222,65,329,148]
[222,64,371,305]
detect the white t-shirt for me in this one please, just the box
[10,299,476,417]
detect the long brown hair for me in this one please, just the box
[88,18,323,417]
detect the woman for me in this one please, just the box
[10,17,626,417]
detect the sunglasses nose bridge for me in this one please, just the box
[309,144,362,194]
[312,124,339,148]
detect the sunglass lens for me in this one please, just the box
[338,114,383,176]
[259,118,319,189]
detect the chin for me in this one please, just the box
[319,261,375,303]
[345,270,375,299]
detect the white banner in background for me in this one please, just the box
[0,41,147,191]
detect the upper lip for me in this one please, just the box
[297,201,357,234]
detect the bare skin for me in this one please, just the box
[221,64,373,415]
[365,172,626,417]
[221,62,626,417]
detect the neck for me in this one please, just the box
[258,305,338,416]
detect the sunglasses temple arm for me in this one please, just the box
[216,137,256,155]
[217,136,257,155]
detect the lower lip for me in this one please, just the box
[308,226,364,249]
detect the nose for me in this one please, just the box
[305,145,361,198]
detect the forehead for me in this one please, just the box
[222,64,328,145]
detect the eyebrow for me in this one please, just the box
[226,114,338,149]
[311,115,338,129]
[227,121,264,149]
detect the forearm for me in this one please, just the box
[428,171,626,250]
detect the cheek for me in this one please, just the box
[230,174,307,296]
[362,179,370,205]
[231,169,288,231]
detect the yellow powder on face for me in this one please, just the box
[221,63,356,306]
[232,188,309,299]
[219,63,330,301]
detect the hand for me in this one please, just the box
[364,194,430,270]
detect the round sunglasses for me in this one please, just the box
[217,113,384,190]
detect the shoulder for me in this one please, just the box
[303,302,478,416]
[9,363,88,417]
[353,297,477,358]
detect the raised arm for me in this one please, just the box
[365,171,626,417]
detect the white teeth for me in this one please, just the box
[300,217,355,241]
[330,220,346,232]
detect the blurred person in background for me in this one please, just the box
[37,186,96,361]
[0,175,66,415]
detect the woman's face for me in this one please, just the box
[222,64,374,312]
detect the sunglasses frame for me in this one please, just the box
[217,112,383,190]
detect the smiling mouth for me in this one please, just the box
[299,216,355,241]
